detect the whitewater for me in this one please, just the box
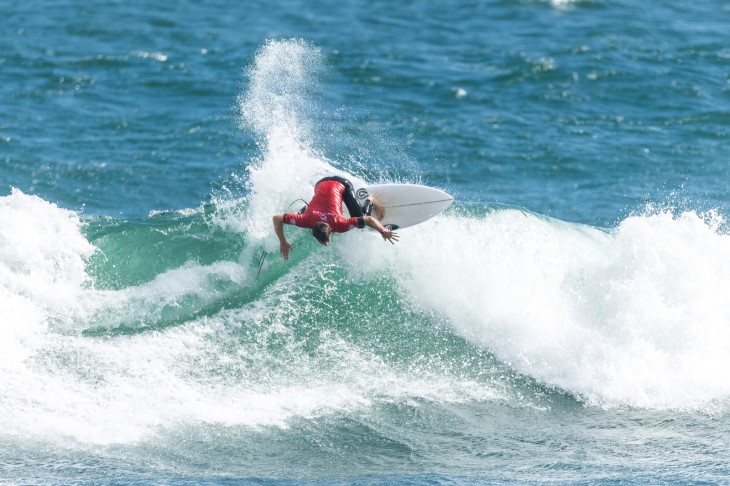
[3,2,730,482]
[3,36,730,440]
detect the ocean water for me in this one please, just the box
[2,0,730,483]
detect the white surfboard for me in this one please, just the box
[353,183,453,230]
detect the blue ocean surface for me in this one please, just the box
[2,0,730,484]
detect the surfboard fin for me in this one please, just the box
[256,250,267,280]
[384,224,399,231]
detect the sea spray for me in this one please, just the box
[236,39,349,242]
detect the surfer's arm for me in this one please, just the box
[272,214,293,260]
[363,215,399,245]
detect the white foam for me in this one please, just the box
[0,189,94,298]
[0,189,95,361]
[547,0,579,8]
[0,191,261,443]
[133,50,168,62]
[0,243,502,444]
[75,260,248,331]
[343,208,730,410]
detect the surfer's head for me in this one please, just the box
[312,222,331,245]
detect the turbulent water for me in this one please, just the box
[2,0,730,484]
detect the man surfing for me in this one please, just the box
[272,176,399,260]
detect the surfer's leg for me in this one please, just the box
[338,178,366,218]
[360,198,373,217]
[366,196,385,220]
[355,196,384,219]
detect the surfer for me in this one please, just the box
[272,176,399,260]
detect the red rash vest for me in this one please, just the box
[283,180,361,233]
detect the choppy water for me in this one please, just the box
[2,0,730,483]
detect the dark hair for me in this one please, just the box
[312,222,331,243]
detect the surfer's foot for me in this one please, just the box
[369,196,385,220]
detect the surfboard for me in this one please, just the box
[353,183,453,230]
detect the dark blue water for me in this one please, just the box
[2,0,730,483]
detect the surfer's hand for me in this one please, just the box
[381,230,399,245]
[279,241,292,260]
[273,215,293,260]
